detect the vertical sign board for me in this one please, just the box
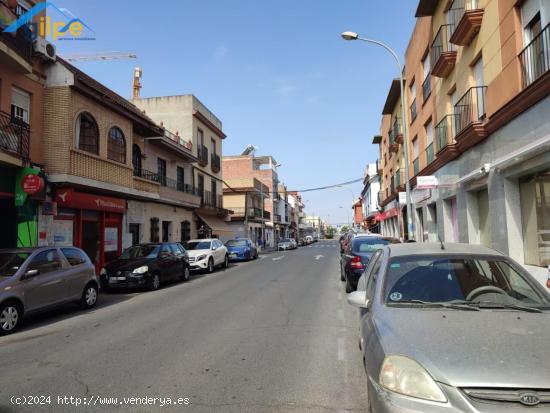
[104,227,118,252]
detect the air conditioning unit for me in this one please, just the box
[33,37,56,62]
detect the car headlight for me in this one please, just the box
[196,255,206,261]
[100,267,106,276]
[132,265,149,274]
[379,355,447,402]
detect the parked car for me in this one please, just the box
[185,239,228,273]
[278,238,297,251]
[305,235,314,244]
[347,242,550,413]
[340,234,399,293]
[298,238,306,246]
[101,243,190,291]
[289,238,298,249]
[0,247,99,335]
[225,238,258,261]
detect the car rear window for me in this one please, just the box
[226,240,247,247]
[352,238,391,253]
[61,248,88,266]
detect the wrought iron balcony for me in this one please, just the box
[520,23,550,89]
[431,24,457,78]
[211,153,221,173]
[0,111,30,160]
[134,168,200,196]
[435,114,458,153]
[425,142,435,165]
[454,86,487,137]
[448,0,484,46]
[0,26,33,66]
[422,76,431,102]
[201,190,223,209]
[197,144,208,166]
[410,98,417,122]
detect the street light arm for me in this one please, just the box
[356,37,402,72]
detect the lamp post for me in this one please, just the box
[341,31,414,240]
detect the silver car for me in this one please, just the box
[0,247,99,335]
[347,243,550,412]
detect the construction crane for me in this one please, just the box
[59,52,137,62]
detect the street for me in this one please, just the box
[0,240,370,413]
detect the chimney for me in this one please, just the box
[133,66,142,99]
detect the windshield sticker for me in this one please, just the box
[390,263,400,268]
[390,292,403,301]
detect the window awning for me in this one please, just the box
[196,213,233,235]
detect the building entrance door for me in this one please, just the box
[82,221,100,272]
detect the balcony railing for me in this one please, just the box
[413,157,420,176]
[431,24,457,77]
[395,169,404,189]
[274,214,282,222]
[520,23,550,89]
[435,114,458,153]
[134,168,200,196]
[201,190,223,208]
[0,27,33,64]
[425,142,435,165]
[211,153,221,172]
[410,98,417,122]
[454,86,486,136]
[0,111,30,160]
[422,76,431,102]
[197,145,208,166]
[448,0,484,46]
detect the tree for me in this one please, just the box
[340,225,350,234]
[325,226,336,239]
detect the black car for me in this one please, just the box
[100,243,190,291]
[340,235,399,293]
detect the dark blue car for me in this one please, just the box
[225,238,258,261]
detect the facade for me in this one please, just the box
[222,154,283,247]
[287,191,305,240]
[375,0,550,282]
[222,177,270,244]
[352,199,364,228]
[131,94,232,240]
[0,1,46,248]
[360,163,381,233]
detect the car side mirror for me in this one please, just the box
[212,246,217,250]
[347,291,369,309]
[24,269,40,279]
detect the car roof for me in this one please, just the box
[387,242,503,257]
[187,239,215,242]
[0,247,41,253]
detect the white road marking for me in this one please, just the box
[337,337,345,361]
[272,256,284,261]
[314,254,324,260]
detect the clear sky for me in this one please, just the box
[54,0,417,226]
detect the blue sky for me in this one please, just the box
[53,0,416,226]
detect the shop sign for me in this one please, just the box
[51,219,73,246]
[417,176,438,189]
[398,192,407,206]
[15,167,41,207]
[55,188,126,213]
[42,201,58,216]
[21,174,43,195]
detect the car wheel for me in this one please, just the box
[150,273,161,290]
[181,266,190,282]
[80,283,98,309]
[224,255,229,268]
[345,276,353,293]
[207,258,214,273]
[0,301,22,335]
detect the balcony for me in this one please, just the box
[425,142,435,165]
[274,214,282,223]
[454,86,487,142]
[0,24,33,73]
[422,76,431,103]
[197,145,208,167]
[134,168,201,205]
[520,23,550,89]
[376,159,382,174]
[70,149,133,187]
[146,130,196,162]
[431,25,457,78]
[201,190,223,209]
[448,0,484,46]
[410,98,417,122]
[0,111,30,160]
[211,153,221,173]
[395,169,405,191]
[413,157,420,176]
[388,126,400,153]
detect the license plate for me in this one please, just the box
[109,277,126,282]
[230,254,237,258]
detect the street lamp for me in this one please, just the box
[341,31,414,240]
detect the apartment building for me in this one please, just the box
[360,163,381,233]
[0,0,46,248]
[132,94,232,239]
[287,191,305,240]
[222,177,270,244]
[276,183,291,238]
[376,0,550,280]
[222,154,283,247]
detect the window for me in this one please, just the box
[364,250,383,301]
[107,127,126,163]
[27,250,62,274]
[11,87,30,125]
[520,170,550,266]
[157,158,167,186]
[75,112,99,155]
[181,221,191,243]
[132,144,142,175]
[61,248,88,266]
[197,128,204,148]
[150,218,160,243]
[129,223,140,245]
[211,138,216,155]
[425,120,433,145]
[177,166,185,191]
[422,54,431,102]
[162,221,171,242]
[412,137,419,158]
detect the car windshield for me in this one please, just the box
[384,255,549,308]
[120,245,159,259]
[186,241,212,250]
[280,239,291,243]
[0,252,30,277]
[226,240,248,247]
[352,238,391,253]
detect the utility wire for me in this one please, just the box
[287,177,363,193]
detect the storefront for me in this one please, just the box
[52,188,125,274]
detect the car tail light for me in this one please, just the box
[350,255,364,269]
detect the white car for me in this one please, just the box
[185,239,228,273]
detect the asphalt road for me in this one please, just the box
[0,240,370,413]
